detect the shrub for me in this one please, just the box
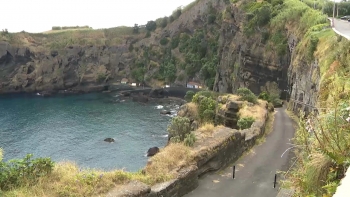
[202,109,215,123]
[128,44,134,52]
[237,117,255,129]
[0,154,54,191]
[171,36,180,49]
[198,97,216,122]
[160,38,169,45]
[237,88,258,104]
[192,91,218,103]
[258,91,270,101]
[167,116,191,141]
[207,14,216,24]
[184,133,196,147]
[96,73,106,83]
[184,91,195,102]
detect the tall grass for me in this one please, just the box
[1,143,193,197]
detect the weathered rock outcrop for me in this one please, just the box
[213,4,289,95]
[287,35,320,115]
[216,97,244,129]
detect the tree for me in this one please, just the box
[161,17,168,28]
[133,24,139,34]
[1,29,9,35]
[146,21,157,32]
[163,62,176,83]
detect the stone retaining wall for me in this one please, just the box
[108,103,269,197]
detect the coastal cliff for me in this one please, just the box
[0,0,288,96]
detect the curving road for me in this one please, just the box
[184,106,296,197]
[331,18,350,39]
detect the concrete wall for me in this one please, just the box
[333,167,350,197]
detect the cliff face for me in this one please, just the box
[0,0,289,96]
[213,4,289,95]
[0,42,130,93]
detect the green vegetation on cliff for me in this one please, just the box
[242,0,350,196]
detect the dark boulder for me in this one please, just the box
[132,96,149,103]
[160,110,171,115]
[149,88,168,98]
[147,147,160,157]
[104,138,115,143]
[121,91,131,97]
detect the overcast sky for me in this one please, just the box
[1,0,195,33]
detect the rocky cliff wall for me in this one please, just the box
[213,3,289,95]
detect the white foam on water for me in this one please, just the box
[155,105,164,109]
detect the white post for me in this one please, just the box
[332,0,336,28]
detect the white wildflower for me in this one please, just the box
[346,117,350,123]
[345,107,350,111]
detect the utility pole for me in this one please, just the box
[332,0,336,28]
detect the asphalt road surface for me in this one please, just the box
[185,106,296,197]
[333,18,350,38]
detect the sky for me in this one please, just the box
[1,0,195,33]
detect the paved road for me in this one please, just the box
[185,107,296,197]
[332,18,350,39]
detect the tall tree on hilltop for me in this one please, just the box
[146,21,157,32]
[133,24,139,34]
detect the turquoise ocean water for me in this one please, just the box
[0,93,172,171]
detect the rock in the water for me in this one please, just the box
[147,147,160,157]
[132,95,149,103]
[104,138,115,143]
[160,110,171,115]
[121,92,131,97]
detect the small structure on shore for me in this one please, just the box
[121,78,128,84]
[186,81,202,89]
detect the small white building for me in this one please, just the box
[165,85,170,88]
[121,78,128,84]
[131,83,137,87]
[187,82,202,89]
